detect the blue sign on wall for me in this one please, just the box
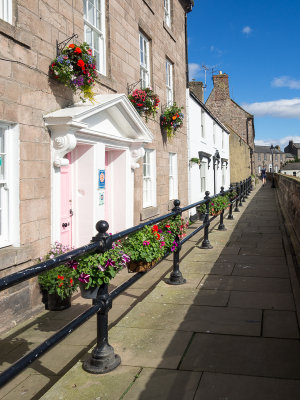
[98,170,105,189]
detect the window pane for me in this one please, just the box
[87,0,94,24]
[85,25,93,47]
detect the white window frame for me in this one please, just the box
[139,31,150,88]
[0,0,12,24]
[213,122,216,145]
[222,165,226,187]
[201,110,205,139]
[166,59,173,106]
[83,0,106,75]
[169,153,178,200]
[0,123,19,248]
[222,129,224,149]
[143,149,156,208]
[258,165,261,174]
[200,162,206,193]
[164,0,171,28]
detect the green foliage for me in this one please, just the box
[190,158,200,165]
[49,42,97,102]
[160,103,184,139]
[74,243,130,289]
[38,242,78,300]
[196,194,230,216]
[128,88,160,120]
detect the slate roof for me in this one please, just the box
[254,145,284,154]
[281,163,300,170]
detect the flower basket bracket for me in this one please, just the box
[56,33,78,56]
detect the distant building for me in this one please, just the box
[205,72,255,183]
[284,140,300,159]
[280,162,300,177]
[254,145,295,175]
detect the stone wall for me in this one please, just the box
[274,174,300,244]
[229,130,252,183]
[0,0,189,332]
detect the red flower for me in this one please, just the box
[57,275,64,280]
[70,278,73,286]
[156,233,161,240]
[51,63,55,68]
[74,47,82,54]
[165,224,170,228]
[152,225,159,232]
[59,283,63,287]
[69,44,75,48]
[77,59,85,68]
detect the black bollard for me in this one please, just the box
[234,183,240,212]
[201,191,213,249]
[239,181,243,207]
[227,184,234,220]
[166,200,186,285]
[83,221,121,374]
[218,187,227,230]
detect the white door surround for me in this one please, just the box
[44,94,153,245]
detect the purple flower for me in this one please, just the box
[105,259,115,267]
[68,260,78,270]
[158,229,163,233]
[98,264,107,272]
[121,253,130,263]
[79,273,90,283]
[72,75,84,87]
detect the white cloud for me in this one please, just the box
[272,76,300,89]
[242,26,252,35]
[188,63,203,80]
[255,136,300,148]
[242,98,300,119]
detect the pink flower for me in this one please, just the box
[79,273,90,283]
[143,241,150,246]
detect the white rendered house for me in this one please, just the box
[187,90,230,218]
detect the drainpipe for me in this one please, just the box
[185,12,189,87]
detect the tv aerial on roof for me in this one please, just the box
[201,65,219,90]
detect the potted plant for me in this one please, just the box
[160,103,184,140]
[49,42,98,102]
[38,242,78,311]
[128,87,160,121]
[123,215,189,272]
[196,195,230,217]
[74,242,130,299]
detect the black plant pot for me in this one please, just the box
[46,293,71,311]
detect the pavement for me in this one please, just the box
[1,181,300,399]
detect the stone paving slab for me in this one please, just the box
[117,301,262,336]
[263,310,300,339]
[178,260,235,275]
[145,286,230,307]
[232,263,289,278]
[200,275,291,292]
[217,254,287,266]
[194,372,300,400]
[180,333,300,379]
[122,367,202,400]
[40,364,141,400]
[158,273,204,289]
[228,291,295,310]
[109,327,192,369]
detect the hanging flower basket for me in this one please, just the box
[128,88,160,121]
[160,103,184,140]
[49,42,98,102]
[127,259,159,273]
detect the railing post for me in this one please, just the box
[166,200,186,285]
[239,181,243,207]
[247,177,250,195]
[228,184,234,220]
[242,179,246,201]
[234,183,240,212]
[244,179,248,199]
[201,191,213,249]
[83,220,121,374]
[218,186,227,230]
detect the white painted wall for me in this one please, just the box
[187,90,230,217]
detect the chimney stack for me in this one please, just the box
[189,81,204,102]
[212,72,230,101]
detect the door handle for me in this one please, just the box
[62,223,67,228]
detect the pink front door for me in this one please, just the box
[60,155,72,246]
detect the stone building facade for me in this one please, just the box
[205,72,255,182]
[254,145,295,175]
[284,140,300,159]
[0,0,193,332]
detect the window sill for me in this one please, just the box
[0,19,31,48]
[163,21,176,42]
[142,0,155,14]
[140,206,160,221]
[0,245,32,272]
[95,73,118,93]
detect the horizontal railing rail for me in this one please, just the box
[0,176,252,387]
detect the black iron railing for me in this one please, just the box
[0,177,252,387]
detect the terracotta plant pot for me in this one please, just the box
[46,293,71,311]
[127,259,159,273]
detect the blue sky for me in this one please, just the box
[187,0,300,149]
